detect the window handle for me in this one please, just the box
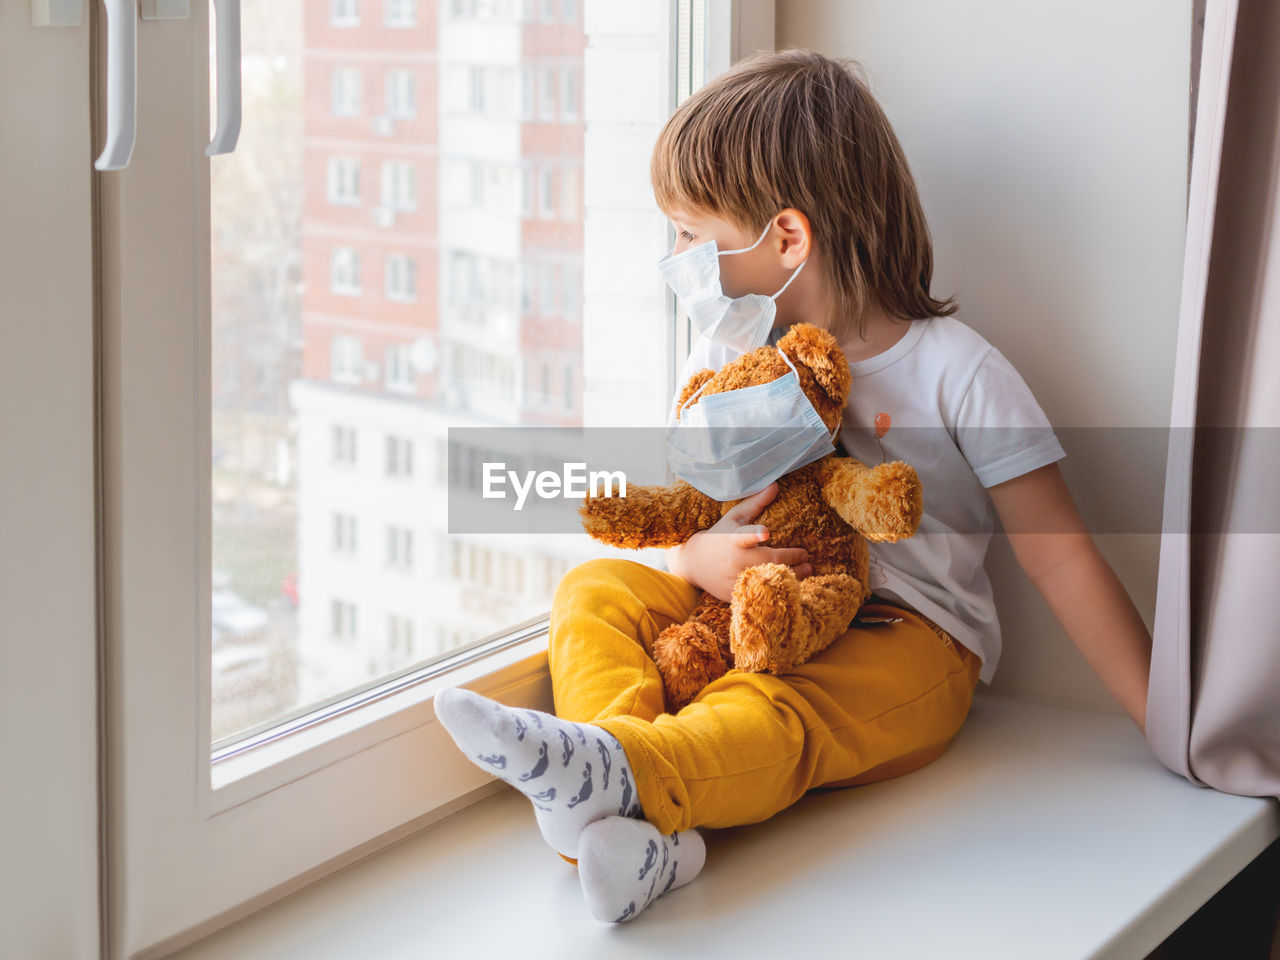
[94,0,138,170]
[206,0,241,156]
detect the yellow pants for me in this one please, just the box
[548,557,982,836]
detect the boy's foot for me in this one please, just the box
[433,687,642,858]
[578,817,706,923]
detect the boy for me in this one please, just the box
[435,49,1153,923]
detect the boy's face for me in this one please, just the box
[664,206,804,309]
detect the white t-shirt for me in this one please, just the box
[666,317,1066,685]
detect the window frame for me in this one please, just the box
[99,3,720,954]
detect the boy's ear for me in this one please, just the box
[779,323,850,405]
[774,208,812,267]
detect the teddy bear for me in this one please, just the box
[577,323,924,711]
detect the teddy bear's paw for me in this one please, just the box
[653,620,729,712]
[793,573,865,664]
[856,461,923,542]
[729,562,802,673]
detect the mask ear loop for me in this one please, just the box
[676,374,714,421]
[778,347,843,443]
[718,221,773,256]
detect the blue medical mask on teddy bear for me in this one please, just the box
[657,221,809,355]
[666,347,840,501]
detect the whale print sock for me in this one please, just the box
[578,817,706,923]
[433,687,643,858]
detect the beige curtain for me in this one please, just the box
[1147,0,1280,798]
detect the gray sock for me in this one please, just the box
[578,816,706,923]
[433,687,641,858]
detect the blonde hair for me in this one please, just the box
[651,48,956,341]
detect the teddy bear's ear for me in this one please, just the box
[673,368,715,421]
[778,323,851,405]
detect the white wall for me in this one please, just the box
[777,0,1191,711]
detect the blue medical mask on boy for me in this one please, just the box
[657,221,809,355]
[666,348,840,501]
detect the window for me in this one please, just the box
[330,334,363,384]
[385,69,416,118]
[560,164,581,221]
[563,363,574,412]
[327,157,361,205]
[331,512,358,555]
[562,0,577,21]
[381,161,417,211]
[521,65,535,120]
[331,425,358,464]
[330,246,361,295]
[330,67,362,116]
[538,165,556,219]
[97,0,683,940]
[521,165,535,218]
[561,261,580,318]
[538,262,557,315]
[386,525,414,569]
[539,0,555,23]
[560,67,579,121]
[330,0,359,27]
[384,253,416,302]
[330,599,358,641]
[384,0,417,27]
[468,65,485,113]
[385,435,414,478]
[385,344,414,393]
[536,66,556,121]
[387,615,414,661]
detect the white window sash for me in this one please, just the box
[99,1,692,952]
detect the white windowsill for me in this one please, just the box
[205,623,551,815]
[175,694,1279,959]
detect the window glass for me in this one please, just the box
[210,2,606,745]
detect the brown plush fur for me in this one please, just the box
[579,324,923,711]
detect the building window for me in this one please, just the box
[385,344,414,393]
[560,67,579,121]
[332,512,358,555]
[386,526,414,569]
[385,69,416,118]
[330,0,359,27]
[538,262,557,315]
[521,65,535,121]
[538,165,556,219]
[384,253,417,302]
[327,157,361,206]
[561,261,580,318]
[560,164,580,221]
[384,0,417,27]
[330,334,363,384]
[562,0,577,21]
[331,599,357,641]
[539,0,555,23]
[468,65,484,113]
[330,246,361,296]
[536,66,556,121]
[381,161,417,211]
[564,363,574,412]
[387,615,414,661]
[330,67,362,116]
[331,424,357,464]
[521,165,535,219]
[386,434,414,478]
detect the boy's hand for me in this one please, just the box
[665,482,812,603]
